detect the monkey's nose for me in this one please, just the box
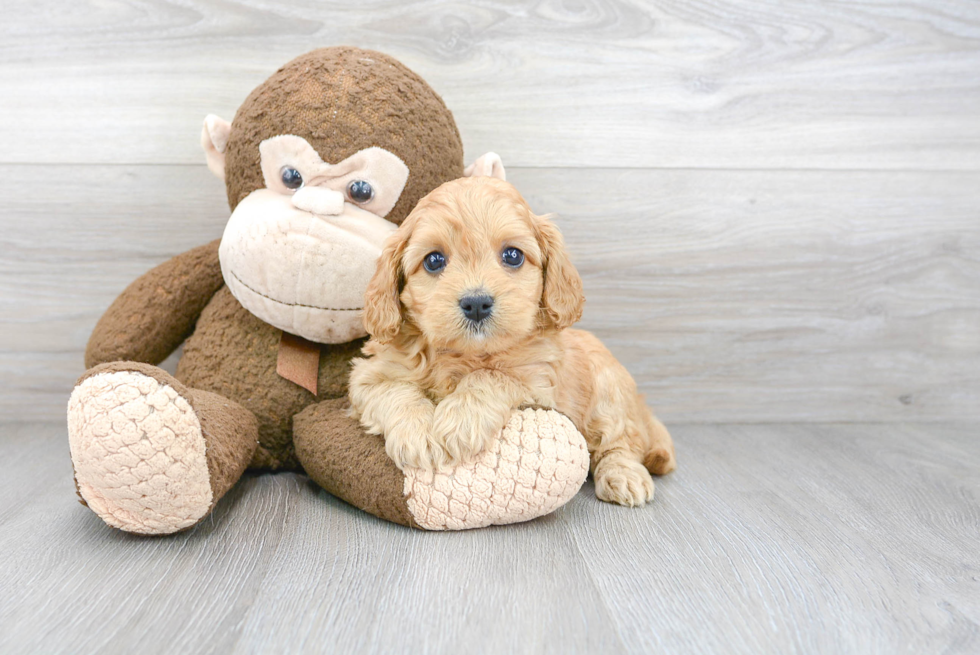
[291,186,345,215]
[459,294,494,323]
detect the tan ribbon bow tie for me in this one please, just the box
[276,332,321,395]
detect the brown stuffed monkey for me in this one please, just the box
[66,47,589,535]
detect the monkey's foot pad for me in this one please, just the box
[67,370,213,535]
[404,408,590,530]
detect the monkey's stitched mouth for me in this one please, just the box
[229,270,362,312]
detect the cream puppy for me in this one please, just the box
[349,177,676,506]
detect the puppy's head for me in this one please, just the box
[363,176,584,352]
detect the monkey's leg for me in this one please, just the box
[67,362,258,535]
[294,400,590,530]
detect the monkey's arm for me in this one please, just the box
[85,239,224,368]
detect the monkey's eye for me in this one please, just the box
[280,167,303,190]
[502,247,525,268]
[347,180,374,204]
[423,251,447,274]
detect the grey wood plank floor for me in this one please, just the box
[1,421,977,654]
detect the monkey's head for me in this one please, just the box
[201,47,489,345]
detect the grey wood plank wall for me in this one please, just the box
[1,0,978,423]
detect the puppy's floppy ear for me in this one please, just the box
[363,223,412,343]
[535,213,584,330]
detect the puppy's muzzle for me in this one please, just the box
[459,293,494,324]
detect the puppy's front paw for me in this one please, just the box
[431,392,509,466]
[384,407,447,471]
[594,454,655,507]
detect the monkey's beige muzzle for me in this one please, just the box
[219,189,396,344]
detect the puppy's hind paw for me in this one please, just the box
[594,455,655,507]
[644,446,677,476]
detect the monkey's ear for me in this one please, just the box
[535,213,584,331]
[201,115,232,181]
[362,221,413,343]
[463,152,506,180]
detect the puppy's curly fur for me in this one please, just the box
[349,177,675,506]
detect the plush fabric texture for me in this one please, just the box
[68,47,586,534]
[201,115,231,180]
[175,286,363,470]
[68,362,259,535]
[68,363,213,534]
[293,398,420,528]
[85,240,224,368]
[223,47,464,221]
[258,139,409,218]
[217,189,396,344]
[462,151,506,181]
[185,387,260,504]
[294,402,590,530]
[404,408,590,530]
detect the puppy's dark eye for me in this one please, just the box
[423,251,447,273]
[347,180,374,203]
[502,247,525,268]
[280,167,303,190]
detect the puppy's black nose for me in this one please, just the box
[460,294,494,323]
